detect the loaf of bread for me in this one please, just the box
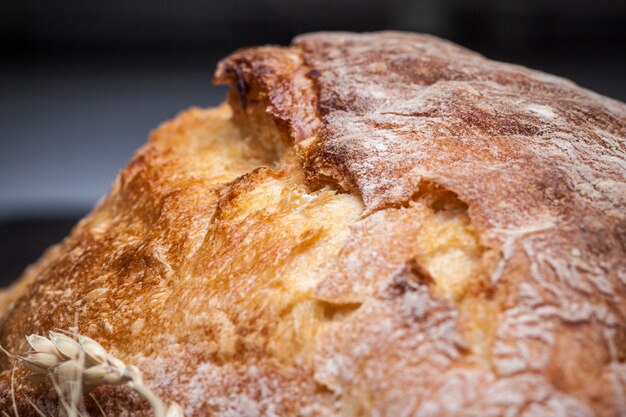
[1,32,625,417]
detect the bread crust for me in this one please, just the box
[2,32,626,416]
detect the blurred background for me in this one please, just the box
[1,0,625,286]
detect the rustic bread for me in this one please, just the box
[1,31,625,417]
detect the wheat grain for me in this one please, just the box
[2,330,183,417]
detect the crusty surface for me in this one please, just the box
[2,31,626,416]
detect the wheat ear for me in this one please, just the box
[2,331,183,417]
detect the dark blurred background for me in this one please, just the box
[1,0,625,286]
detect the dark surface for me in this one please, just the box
[0,215,84,287]
[1,0,625,286]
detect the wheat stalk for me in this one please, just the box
[2,331,183,417]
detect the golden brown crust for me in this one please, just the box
[2,32,626,416]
